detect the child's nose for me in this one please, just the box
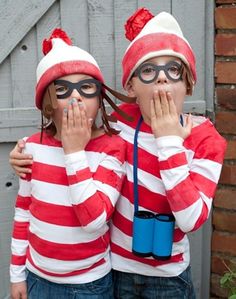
[70,88,82,99]
[156,70,168,83]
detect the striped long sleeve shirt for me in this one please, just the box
[110,103,226,277]
[10,131,126,284]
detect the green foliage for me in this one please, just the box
[220,260,236,299]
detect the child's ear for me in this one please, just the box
[126,80,136,97]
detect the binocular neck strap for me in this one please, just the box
[133,114,184,214]
[133,116,143,213]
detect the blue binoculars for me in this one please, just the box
[132,211,175,260]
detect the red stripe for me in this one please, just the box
[121,178,170,213]
[190,171,217,198]
[112,211,132,236]
[68,165,123,191]
[27,249,105,277]
[16,195,31,210]
[112,210,185,243]
[12,221,29,240]
[29,230,110,261]
[159,152,187,170]
[166,177,200,212]
[111,242,183,267]
[68,167,91,184]
[30,196,80,226]
[32,161,68,186]
[122,33,196,86]
[73,191,114,225]
[191,204,209,231]
[86,134,126,164]
[94,166,124,190]
[11,254,26,265]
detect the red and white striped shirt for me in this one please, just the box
[10,132,126,284]
[110,103,226,277]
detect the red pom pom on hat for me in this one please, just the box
[125,7,154,41]
[42,28,72,55]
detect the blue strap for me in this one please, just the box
[133,114,184,213]
[133,116,143,213]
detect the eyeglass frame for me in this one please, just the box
[133,61,184,84]
[54,78,102,99]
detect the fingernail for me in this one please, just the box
[64,108,67,113]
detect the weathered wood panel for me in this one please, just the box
[0,1,214,299]
[0,0,56,64]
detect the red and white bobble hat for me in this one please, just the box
[36,28,104,109]
[122,8,196,88]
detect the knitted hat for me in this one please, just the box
[122,8,196,88]
[36,28,104,109]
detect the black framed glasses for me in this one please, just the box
[54,78,102,99]
[134,61,183,84]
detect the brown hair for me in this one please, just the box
[182,63,195,96]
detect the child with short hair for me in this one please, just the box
[10,29,133,299]
[109,8,227,298]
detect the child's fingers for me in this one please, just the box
[71,100,81,128]
[79,103,88,128]
[153,90,162,117]
[159,90,169,115]
[67,102,74,128]
[150,98,156,120]
[167,92,177,115]
[62,108,68,132]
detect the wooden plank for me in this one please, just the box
[0,0,56,64]
[88,0,115,88]
[0,108,39,128]
[0,108,40,141]
[138,0,171,13]
[0,58,12,109]
[172,0,206,113]
[60,0,89,51]
[11,28,37,108]
[114,0,137,92]
[0,143,20,298]
[36,1,60,61]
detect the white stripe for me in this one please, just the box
[160,165,189,190]
[11,238,28,255]
[29,245,110,273]
[26,255,111,284]
[29,214,109,244]
[14,208,30,222]
[173,199,203,232]
[18,179,31,197]
[70,179,120,206]
[25,142,65,167]
[10,265,27,283]
[126,162,166,195]
[191,158,222,183]
[111,252,189,277]
[31,180,70,206]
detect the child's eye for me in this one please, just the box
[55,85,68,95]
[81,83,97,94]
[141,66,155,74]
[81,83,93,90]
[168,65,181,75]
